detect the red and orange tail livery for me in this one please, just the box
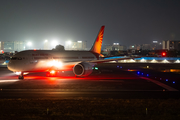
[90,26,105,54]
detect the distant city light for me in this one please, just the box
[51,40,58,47]
[27,42,32,46]
[67,41,72,45]
[77,41,82,43]
[113,43,119,45]
[153,41,158,43]
[0,50,4,54]
[44,39,48,43]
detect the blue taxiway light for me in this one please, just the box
[117,66,119,67]
[120,66,122,68]
[141,73,143,75]
[147,74,149,77]
[173,81,175,84]
[137,72,140,74]
[166,79,168,81]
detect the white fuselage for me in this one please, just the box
[8,50,99,72]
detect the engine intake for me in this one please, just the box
[73,62,94,76]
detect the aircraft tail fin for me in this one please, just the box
[90,26,105,54]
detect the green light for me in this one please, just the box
[95,67,98,70]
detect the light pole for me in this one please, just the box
[51,40,58,49]
[27,42,32,49]
[67,40,72,50]
[44,40,49,50]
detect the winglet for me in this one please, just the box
[90,26,105,54]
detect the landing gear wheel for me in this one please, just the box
[18,75,24,80]
[18,72,24,80]
[46,72,50,77]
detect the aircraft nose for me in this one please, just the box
[7,61,16,71]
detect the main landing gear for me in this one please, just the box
[18,72,24,80]
[46,70,57,77]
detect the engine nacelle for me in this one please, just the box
[73,62,94,77]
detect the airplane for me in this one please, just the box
[7,26,138,79]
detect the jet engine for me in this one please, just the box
[73,62,94,77]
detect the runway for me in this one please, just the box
[0,63,179,99]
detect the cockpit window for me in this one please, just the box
[11,57,22,60]
[11,57,17,60]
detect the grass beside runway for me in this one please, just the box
[0,98,180,120]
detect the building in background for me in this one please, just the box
[128,44,141,50]
[151,41,162,50]
[105,43,127,51]
[141,44,151,50]
[163,40,180,51]
[14,41,26,51]
[65,41,87,50]
[1,41,26,52]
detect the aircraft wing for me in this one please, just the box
[88,57,141,63]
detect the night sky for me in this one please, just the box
[0,0,180,49]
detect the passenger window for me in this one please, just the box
[18,57,22,60]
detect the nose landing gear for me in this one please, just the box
[18,72,24,80]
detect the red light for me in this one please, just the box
[162,52,166,56]
[50,70,56,74]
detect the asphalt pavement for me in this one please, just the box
[0,63,180,99]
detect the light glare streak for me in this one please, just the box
[0,80,19,83]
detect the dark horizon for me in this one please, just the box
[0,0,180,49]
